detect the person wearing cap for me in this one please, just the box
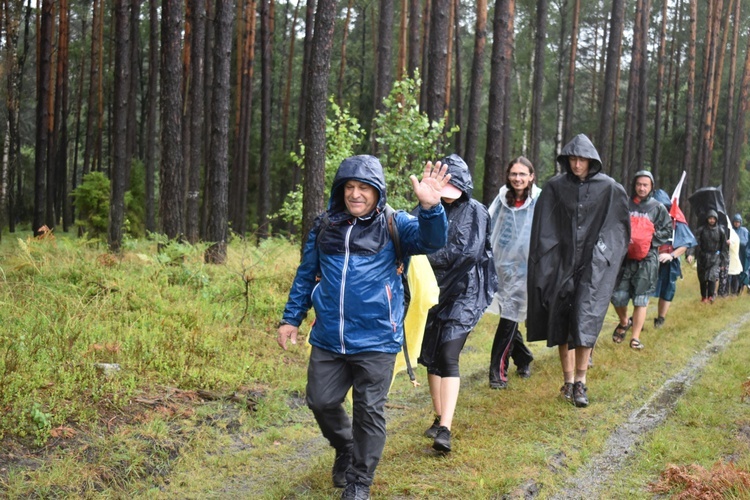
[527,134,630,408]
[418,154,497,453]
[487,156,540,390]
[730,214,749,294]
[687,210,729,303]
[610,171,671,350]
[276,155,449,499]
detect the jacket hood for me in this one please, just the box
[707,209,718,221]
[632,170,655,199]
[733,213,743,223]
[440,154,473,199]
[329,155,386,216]
[653,189,672,210]
[557,134,603,178]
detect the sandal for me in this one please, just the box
[612,318,632,344]
[630,338,644,350]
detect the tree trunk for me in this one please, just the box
[110,0,131,252]
[554,0,566,158]
[258,0,272,239]
[483,0,515,206]
[452,0,462,154]
[160,0,184,240]
[419,0,431,111]
[145,0,159,233]
[652,0,669,183]
[463,0,487,174]
[697,0,722,187]
[296,0,315,149]
[529,0,548,168]
[397,0,407,81]
[33,0,53,235]
[620,0,645,184]
[721,0,741,212]
[45,0,57,229]
[408,0,421,78]
[374,0,394,114]
[338,0,354,105]
[301,0,336,240]
[684,0,696,206]
[635,0,651,171]
[425,0,449,122]
[282,0,301,150]
[186,0,206,243]
[727,26,750,215]
[597,0,625,168]
[205,0,234,263]
[56,0,72,231]
[562,0,578,144]
[229,0,255,236]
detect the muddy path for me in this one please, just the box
[549,311,750,499]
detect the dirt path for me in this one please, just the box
[549,311,750,500]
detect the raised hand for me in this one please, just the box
[410,161,451,209]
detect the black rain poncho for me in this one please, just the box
[418,155,498,369]
[526,134,630,348]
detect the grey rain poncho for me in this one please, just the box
[487,184,541,322]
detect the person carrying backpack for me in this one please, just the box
[610,171,672,350]
[276,155,449,500]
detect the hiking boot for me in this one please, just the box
[332,446,352,488]
[516,363,531,378]
[489,379,507,390]
[424,416,441,439]
[654,316,665,329]
[560,383,574,403]
[432,426,451,452]
[341,481,370,500]
[573,381,589,408]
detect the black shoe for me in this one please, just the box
[332,446,352,488]
[516,363,531,378]
[560,383,574,403]
[424,416,441,438]
[490,379,507,389]
[341,481,370,500]
[573,381,589,408]
[654,316,665,329]
[432,426,451,452]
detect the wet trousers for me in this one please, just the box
[489,317,534,384]
[699,279,716,299]
[306,346,396,486]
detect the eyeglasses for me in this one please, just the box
[508,172,530,178]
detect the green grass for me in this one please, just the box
[1,233,749,498]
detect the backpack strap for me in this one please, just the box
[383,204,404,274]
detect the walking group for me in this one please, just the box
[274,134,748,499]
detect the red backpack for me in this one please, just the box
[627,214,655,260]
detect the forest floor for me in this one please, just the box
[1,237,750,498]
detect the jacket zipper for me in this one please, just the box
[339,221,355,353]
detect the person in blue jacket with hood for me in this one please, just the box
[276,155,449,500]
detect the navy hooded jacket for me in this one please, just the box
[281,155,448,355]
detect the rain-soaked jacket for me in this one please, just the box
[527,134,630,348]
[692,210,728,282]
[418,155,497,369]
[281,155,448,355]
[614,176,672,296]
[488,184,542,322]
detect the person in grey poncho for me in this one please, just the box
[527,134,630,407]
[487,156,540,390]
[687,210,729,302]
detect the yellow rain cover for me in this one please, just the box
[390,254,440,390]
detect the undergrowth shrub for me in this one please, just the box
[0,233,304,445]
